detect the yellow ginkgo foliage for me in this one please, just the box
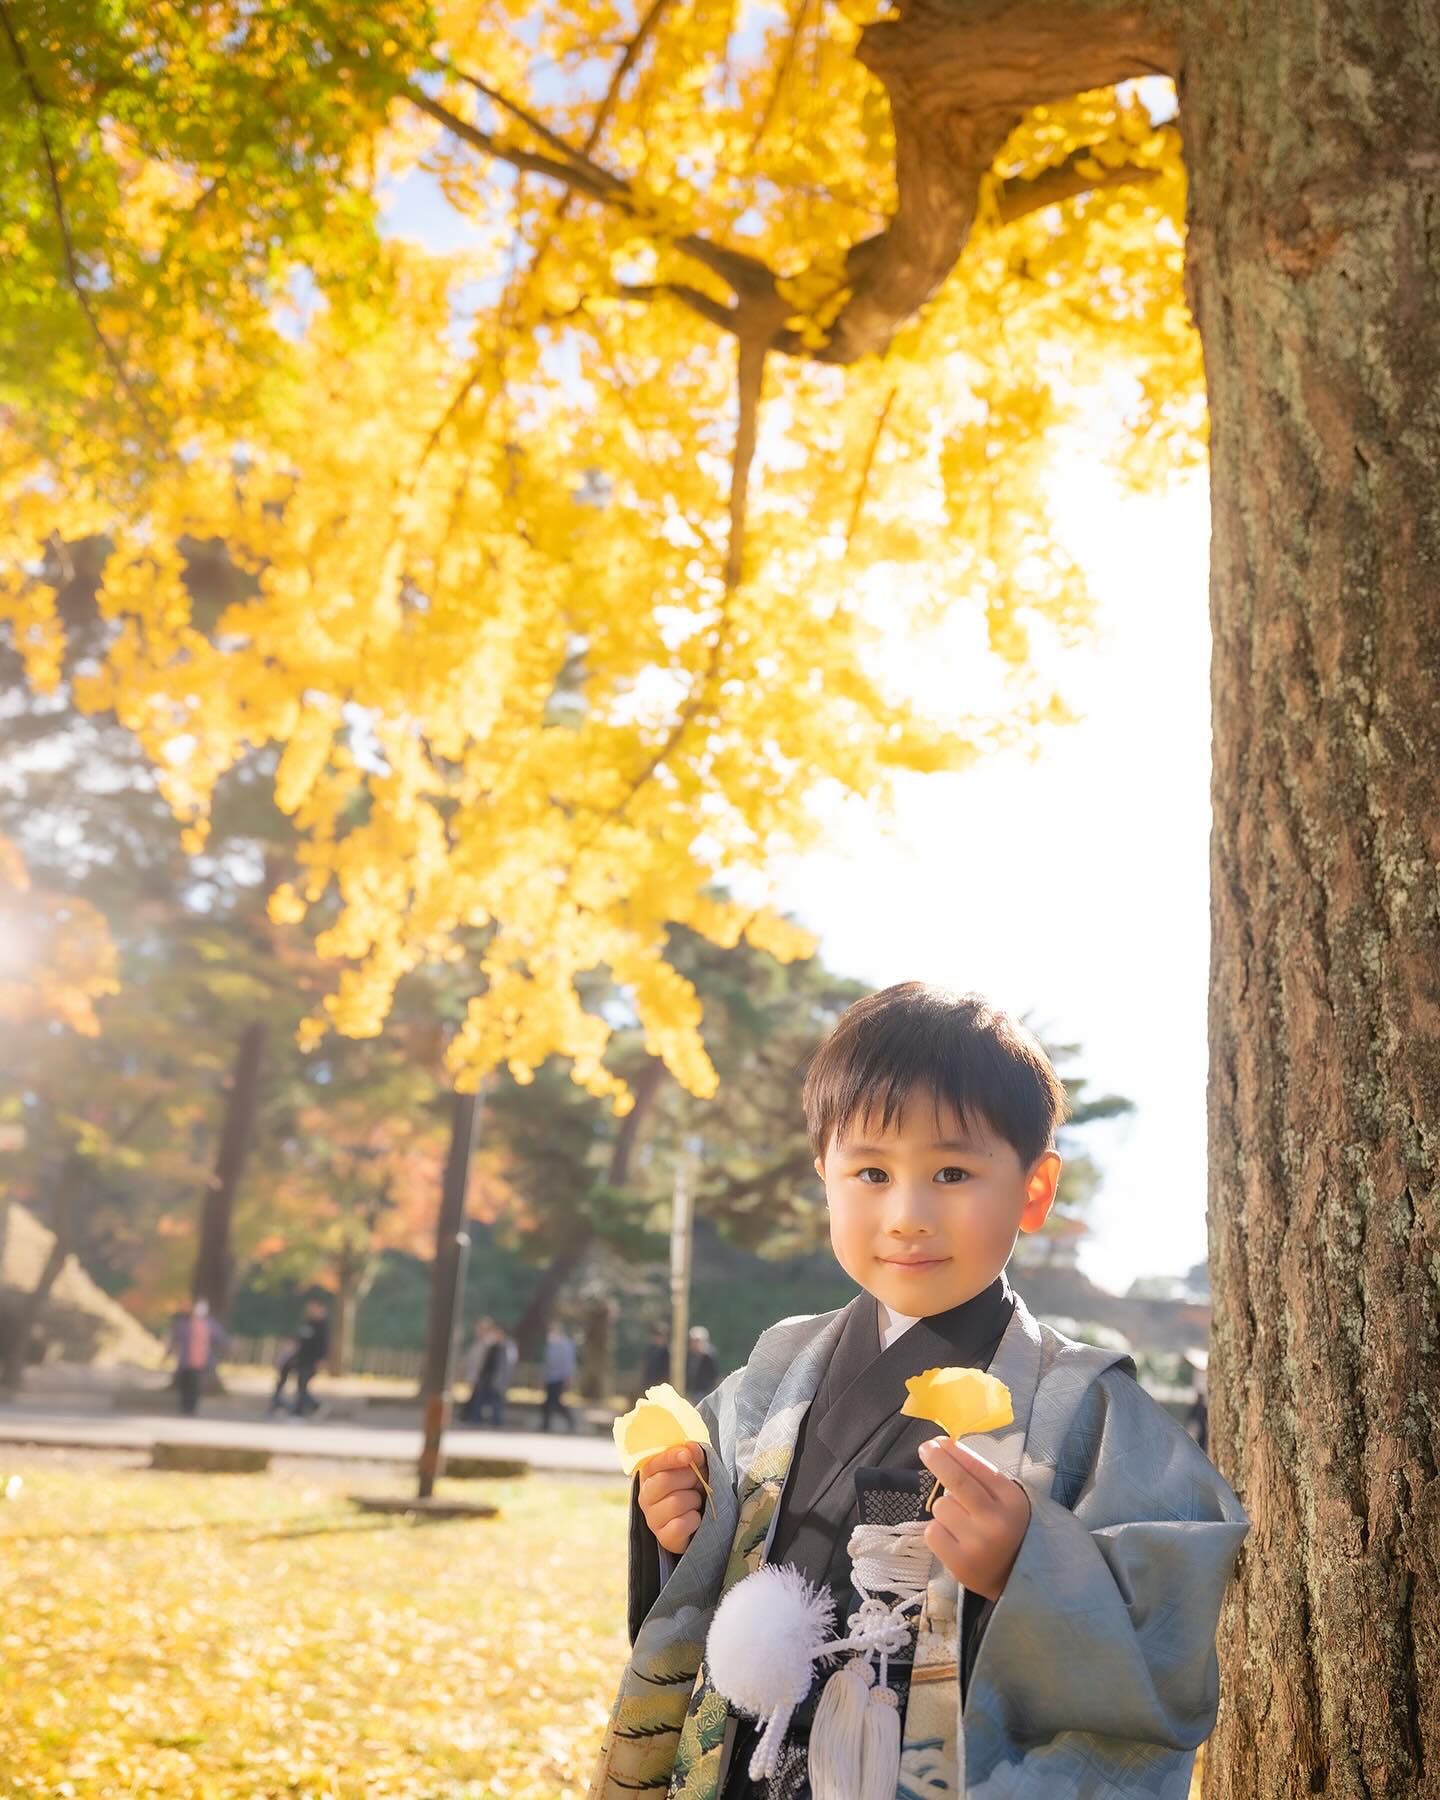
[902,1366,1014,1440]
[0,839,119,1038]
[614,1383,714,1488]
[0,8,1201,1106]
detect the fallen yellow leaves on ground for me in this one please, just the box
[0,1455,630,1799]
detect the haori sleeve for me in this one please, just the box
[626,1384,730,1647]
[964,1365,1250,1761]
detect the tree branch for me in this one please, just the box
[701,1145,817,1209]
[749,0,813,155]
[616,283,740,335]
[565,327,770,848]
[846,385,897,554]
[406,85,626,207]
[786,0,1181,363]
[405,82,777,301]
[0,0,166,450]
[993,131,1173,225]
[415,7,677,467]
[725,335,767,593]
[582,0,675,158]
[433,57,622,180]
[528,0,675,260]
[413,16,1179,371]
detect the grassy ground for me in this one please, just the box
[0,1449,1206,1800]
[0,1451,629,1799]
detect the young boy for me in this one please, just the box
[590,984,1250,1800]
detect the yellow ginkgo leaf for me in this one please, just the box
[901,1366,1014,1440]
[613,1383,714,1486]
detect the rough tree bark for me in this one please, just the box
[1180,2,1440,1793]
[190,1020,265,1319]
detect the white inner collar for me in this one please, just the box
[878,1302,920,1350]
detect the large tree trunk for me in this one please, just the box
[191,1021,265,1319]
[417,1088,480,1497]
[511,1225,596,1361]
[1182,3,1440,1792]
[510,1057,668,1356]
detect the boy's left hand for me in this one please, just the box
[918,1436,1031,1603]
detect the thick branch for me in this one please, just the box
[411,21,1176,372]
[795,0,1181,363]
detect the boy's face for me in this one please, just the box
[816,1091,1061,1318]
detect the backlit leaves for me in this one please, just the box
[1,5,1201,1103]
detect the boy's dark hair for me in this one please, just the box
[802,983,1069,1169]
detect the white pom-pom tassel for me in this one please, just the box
[858,1681,901,1800]
[706,1566,834,1780]
[808,1657,873,1800]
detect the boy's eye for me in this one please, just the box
[856,1167,890,1185]
[936,1167,971,1184]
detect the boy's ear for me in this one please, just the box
[1018,1150,1062,1232]
[813,1155,825,1182]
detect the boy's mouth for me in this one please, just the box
[878,1254,952,1270]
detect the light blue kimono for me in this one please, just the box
[589,1287,1249,1799]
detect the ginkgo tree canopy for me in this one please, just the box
[0,1,1200,1104]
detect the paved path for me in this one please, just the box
[0,1403,620,1476]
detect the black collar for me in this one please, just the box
[784,1270,1016,1525]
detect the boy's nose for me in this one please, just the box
[882,1182,938,1233]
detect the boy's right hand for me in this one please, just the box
[637,1442,708,1554]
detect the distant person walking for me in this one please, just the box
[269,1297,330,1417]
[541,1323,577,1433]
[168,1298,226,1417]
[1187,1387,1210,1456]
[639,1322,669,1398]
[461,1318,514,1427]
[460,1319,492,1422]
[487,1325,518,1427]
[685,1325,719,1404]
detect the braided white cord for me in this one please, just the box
[825,1519,933,1690]
[847,1520,933,1601]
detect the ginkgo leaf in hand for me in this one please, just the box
[614,1383,714,1496]
[902,1366,1014,1439]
